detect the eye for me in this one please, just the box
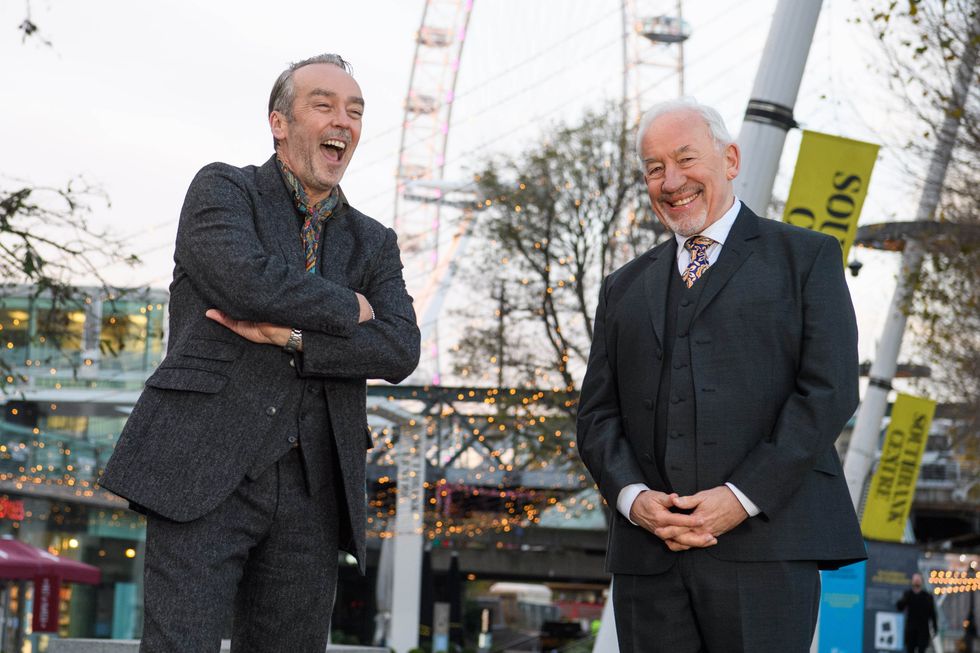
[349,107,364,119]
[645,166,664,178]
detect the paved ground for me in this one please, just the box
[48,639,385,653]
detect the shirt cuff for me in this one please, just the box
[726,482,760,517]
[617,483,650,525]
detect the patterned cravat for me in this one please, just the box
[682,235,714,288]
[276,157,339,274]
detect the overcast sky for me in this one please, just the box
[2,0,919,366]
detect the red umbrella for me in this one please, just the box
[0,538,100,585]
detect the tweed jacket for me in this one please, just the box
[100,155,420,570]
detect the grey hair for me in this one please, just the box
[269,53,353,148]
[635,97,734,166]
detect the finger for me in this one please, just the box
[671,530,717,548]
[205,309,233,327]
[671,493,704,510]
[653,525,688,540]
[653,511,704,529]
[665,540,691,552]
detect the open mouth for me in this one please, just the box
[665,190,701,208]
[321,139,347,162]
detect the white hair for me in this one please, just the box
[635,97,734,166]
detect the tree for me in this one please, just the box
[0,181,139,389]
[451,104,662,471]
[864,0,979,477]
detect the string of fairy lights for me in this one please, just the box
[928,568,980,595]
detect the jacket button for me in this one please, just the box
[288,436,297,444]
[670,430,683,439]
[643,399,654,409]
[642,452,653,462]
[289,359,295,368]
[681,299,691,307]
[307,385,317,394]
[266,406,277,416]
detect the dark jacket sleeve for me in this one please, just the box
[293,227,420,383]
[576,277,647,509]
[728,235,860,515]
[174,163,360,337]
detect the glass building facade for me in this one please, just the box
[0,287,167,650]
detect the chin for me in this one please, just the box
[660,212,708,237]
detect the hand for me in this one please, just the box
[630,490,717,552]
[356,293,374,323]
[671,486,749,538]
[206,309,293,348]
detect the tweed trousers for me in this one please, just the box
[140,447,340,653]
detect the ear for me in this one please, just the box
[724,142,740,181]
[269,111,287,142]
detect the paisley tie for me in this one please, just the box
[682,236,714,288]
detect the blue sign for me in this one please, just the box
[818,561,867,653]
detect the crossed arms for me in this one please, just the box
[176,163,420,383]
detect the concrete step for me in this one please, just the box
[47,640,385,653]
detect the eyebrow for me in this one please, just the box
[309,88,365,106]
[643,144,695,165]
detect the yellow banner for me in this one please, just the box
[861,394,937,541]
[783,131,879,264]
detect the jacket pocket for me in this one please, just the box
[145,367,229,394]
[176,337,242,361]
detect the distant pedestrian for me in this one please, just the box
[896,572,937,653]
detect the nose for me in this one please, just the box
[662,164,686,193]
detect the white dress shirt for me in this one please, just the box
[616,198,761,523]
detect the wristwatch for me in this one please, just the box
[283,328,303,353]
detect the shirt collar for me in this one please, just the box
[672,196,741,249]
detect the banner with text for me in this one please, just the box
[783,131,879,263]
[861,394,937,541]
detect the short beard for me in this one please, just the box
[657,208,708,237]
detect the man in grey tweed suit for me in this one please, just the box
[100,54,420,652]
[576,99,866,651]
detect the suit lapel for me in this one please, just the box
[691,205,760,322]
[642,238,676,348]
[318,211,354,286]
[255,156,305,266]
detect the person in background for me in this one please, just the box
[897,572,938,653]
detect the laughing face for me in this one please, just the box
[639,109,739,237]
[270,63,363,204]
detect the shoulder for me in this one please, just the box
[751,211,839,252]
[187,161,261,195]
[603,238,671,298]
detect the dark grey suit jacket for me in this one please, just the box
[100,155,420,570]
[577,204,866,575]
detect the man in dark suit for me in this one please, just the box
[100,54,420,652]
[576,98,866,652]
[896,573,937,653]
